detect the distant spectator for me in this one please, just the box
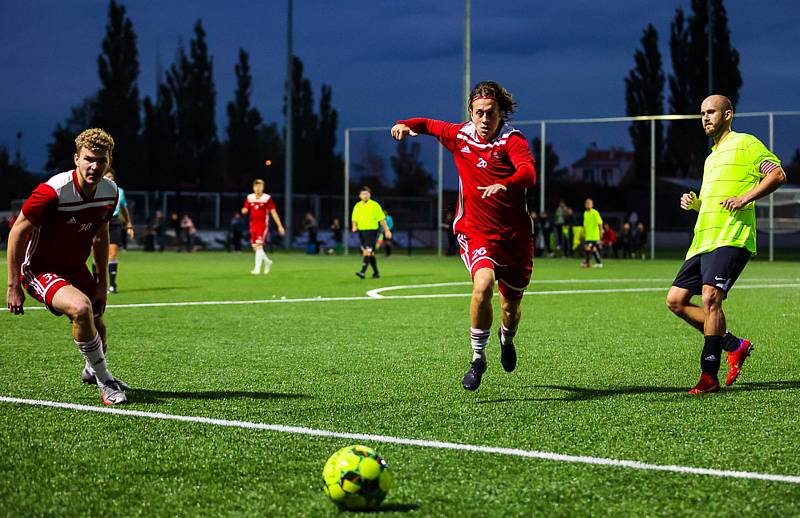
[530,210,544,257]
[601,222,617,258]
[181,214,197,252]
[443,209,457,256]
[618,222,633,259]
[633,221,648,259]
[304,212,319,254]
[229,212,244,252]
[329,217,343,255]
[170,211,182,251]
[379,209,394,256]
[151,210,166,252]
[562,206,575,257]
[540,210,553,256]
[554,200,567,255]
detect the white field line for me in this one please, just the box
[3,283,800,311]
[1,395,798,485]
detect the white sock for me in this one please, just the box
[470,328,490,362]
[76,334,111,383]
[262,252,272,267]
[500,323,517,346]
[254,248,264,271]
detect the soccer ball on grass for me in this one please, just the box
[322,445,393,510]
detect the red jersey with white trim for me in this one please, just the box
[243,193,276,228]
[397,118,536,240]
[21,170,118,275]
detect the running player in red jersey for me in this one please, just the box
[391,81,537,390]
[6,128,128,405]
[242,179,285,274]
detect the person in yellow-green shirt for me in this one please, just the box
[581,198,603,268]
[666,95,787,395]
[351,186,392,279]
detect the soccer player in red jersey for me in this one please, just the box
[242,179,285,274]
[6,128,128,405]
[391,81,537,390]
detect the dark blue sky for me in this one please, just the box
[1,0,798,174]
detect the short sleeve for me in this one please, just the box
[744,135,781,177]
[118,188,128,209]
[266,198,276,211]
[21,183,58,226]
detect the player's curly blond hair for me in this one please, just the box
[75,128,115,157]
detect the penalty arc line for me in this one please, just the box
[2,283,800,311]
[1,395,799,485]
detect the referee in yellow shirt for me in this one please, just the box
[351,186,392,279]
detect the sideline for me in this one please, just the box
[1,395,798,485]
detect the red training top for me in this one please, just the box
[397,118,536,240]
[21,170,118,276]
[243,193,276,229]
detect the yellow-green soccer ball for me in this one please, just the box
[322,445,394,510]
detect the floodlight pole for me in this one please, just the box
[708,0,713,96]
[344,129,350,256]
[539,122,546,212]
[463,0,471,117]
[284,0,294,250]
[650,119,656,259]
[437,144,443,256]
[769,112,774,262]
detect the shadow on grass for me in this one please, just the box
[127,389,311,404]
[477,380,800,404]
[353,503,420,513]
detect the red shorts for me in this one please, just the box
[250,224,268,245]
[21,266,100,316]
[457,233,533,300]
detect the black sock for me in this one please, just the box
[593,250,602,264]
[722,331,741,352]
[370,255,378,274]
[109,262,118,287]
[360,257,369,273]
[701,335,723,380]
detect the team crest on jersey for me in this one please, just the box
[461,145,471,154]
[477,158,487,168]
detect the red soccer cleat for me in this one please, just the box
[689,372,720,395]
[726,339,753,386]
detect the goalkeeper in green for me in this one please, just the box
[666,95,786,394]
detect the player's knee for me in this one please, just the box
[472,281,493,301]
[67,298,94,322]
[700,288,723,312]
[665,294,683,314]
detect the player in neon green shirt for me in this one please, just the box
[665,95,786,395]
[581,198,603,268]
[351,186,392,279]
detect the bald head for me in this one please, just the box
[702,95,733,114]
[701,95,734,140]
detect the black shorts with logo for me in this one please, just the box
[358,230,379,251]
[109,220,124,246]
[672,246,751,297]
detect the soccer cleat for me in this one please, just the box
[355,271,365,279]
[688,372,720,395]
[250,268,260,274]
[372,272,380,279]
[462,357,487,391]
[592,263,603,268]
[107,285,117,293]
[498,328,517,372]
[82,367,130,390]
[98,379,127,405]
[581,262,589,269]
[726,339,754,386]
[263,259,273,274]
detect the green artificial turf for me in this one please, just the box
[1,251,799,516]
